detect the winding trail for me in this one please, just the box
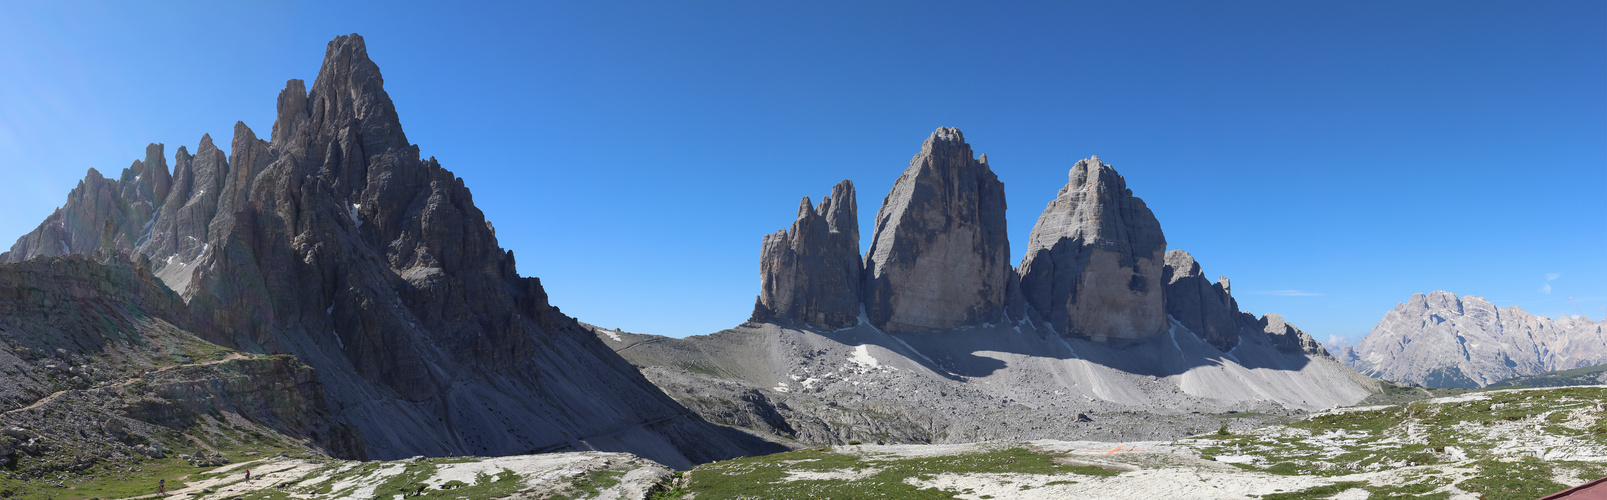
[0,352,250,419]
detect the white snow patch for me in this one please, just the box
[850,344,879,369]
[348,203,363,228]
[773,382,790,393]
[331,330,345,349]
[602,329,621,342]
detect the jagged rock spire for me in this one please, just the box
[862,127,1011,333]
[1018,156,1166,341]
[753,180,861,329]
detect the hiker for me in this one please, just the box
[159,478,165,494]
[245,469,251,481]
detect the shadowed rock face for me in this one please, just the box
[1162,250,1241,352]
[1353,291,1607,388]
[862,128,1011,333]
[752,180,861,329]
[1018,157,1166,341]
[1,34,771,468]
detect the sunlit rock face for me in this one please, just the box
[1,144,171,264]
[0,34,771,468]
[753,180,862,330]
[862,127,1012,333]
[1018,157,1166,342]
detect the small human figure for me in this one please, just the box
[159,478,165,494]
[246,469,251,481]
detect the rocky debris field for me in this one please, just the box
[598,320,1368,449]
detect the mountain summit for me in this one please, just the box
[1,34,770,468]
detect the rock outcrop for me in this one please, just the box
[0,254,360,475]
[1,34,773,468]
[1018,157,1166,341]
[862,128,1011,333]
[1162,250,1242,352]
[1351,291,1607,387]
[752,180,862,329]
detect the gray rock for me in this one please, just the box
[1018,156,1166,341]
[1,33,774,468]
[752,180,862,329]
[1162,250,1242,352]
[1258,313,1327,356]
[862,127,1011,333]
[1354,291,1607,387]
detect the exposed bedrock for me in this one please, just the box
[753,180,862,329]
[1018,156,1166,341]
[862,127,1011,333]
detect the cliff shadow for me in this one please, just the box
[827,320,1314,379]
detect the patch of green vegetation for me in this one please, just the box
[1364,474,1451,499]
[371,460,440,498]
[551,468,626,500]
[682,445,1114,499]
[1258,481,1366,500]
[674,362,722,377]
[0,456,202,500]
[1458,457,1569,500]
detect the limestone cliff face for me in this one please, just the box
[753,180,861,329]
[1354,291,1607,388]
[862,128,1011,333]
[1,34,766,467]
[1018,157,1166,341]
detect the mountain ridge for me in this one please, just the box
[1,33,775,468]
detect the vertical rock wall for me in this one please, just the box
[861,128,1011,333]
[753,180,862,329]
[1018,157,1166,341]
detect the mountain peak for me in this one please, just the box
[1019,156,1167,341]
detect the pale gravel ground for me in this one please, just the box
[142,451,670,500]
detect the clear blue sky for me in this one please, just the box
[2,1,1603,343]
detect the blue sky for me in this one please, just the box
[2,1,1603,343]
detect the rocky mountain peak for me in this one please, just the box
[862,127,1011,333]
[2,33,767,467]
[753,180,862,329]
[1018,156,1166,341]
[1352,290,1607,387]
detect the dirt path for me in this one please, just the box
[1,352,250,418]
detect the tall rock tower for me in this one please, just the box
[752,180,862,329]
[1019,156,1167,341]
[862,127,1011,333]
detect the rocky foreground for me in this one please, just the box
[5,385,1594,499]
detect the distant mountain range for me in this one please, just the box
[1334,290,1607,388]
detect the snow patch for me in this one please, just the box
[602,329,621,342]
[348,203,363,228]
[850,344,879,369]
[331,330,345,349]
